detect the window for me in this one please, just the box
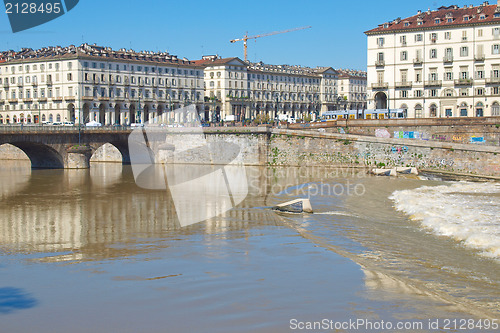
[445,89,454,97]
[445,31,451,40]
[462,31,467,41]
[447,18,453,23]
[463,16,469,22]
[476,67,484,79]
[492,102,500,116]
[430,33,437,42]
[67,73,72,81]
[476,88,484,95]
[434,19,440,24]
[461,88,468,96]
[445,69,453,81]
[400,90,408,98]
[492,45,500,57]
[478,29,483,37]
[415,69,422,83]
[400,35,407,45]
[494,27,500,37]
[430,49,437,59]
[400,51,407,61]
[415,90,423,97]
[404,22,410,27]
[377,52,384,62]
[495,87,500,95]
[430,89,437,97]
[415,34,423,42]
[460,46,469,57]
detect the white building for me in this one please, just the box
[0,44,205,125]
[194,56,339,122]
[366,1,500,118]
[337,69,367,111]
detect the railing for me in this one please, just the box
[0,125,133,133]
[424,80,442,87]
[413,58,423,65]
[371,82,388,89]
[395,81,412,88]
[475,54,485,61]
[454,79,473,86]
[486,77,500,84]
[443,56,454,63]
[375,60,385,66]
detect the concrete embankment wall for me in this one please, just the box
[269,129,500,178]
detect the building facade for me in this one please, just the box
[366,1,500,118]
[0,44,204,125]
[337,69,368,111]
[195,56,339,122]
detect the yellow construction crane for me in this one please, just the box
[230,26,311,62]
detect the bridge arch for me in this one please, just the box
[5,142,64,169]
[90,142,130,165]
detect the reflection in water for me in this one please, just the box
[0,287,38,314]
[0,161,31,200]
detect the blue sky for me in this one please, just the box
[0,0,472,70]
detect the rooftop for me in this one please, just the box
[365,1,500,34]
[0,43,196,66]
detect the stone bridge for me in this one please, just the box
[0,126,133,168]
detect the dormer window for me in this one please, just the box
[435,18,441,24]
[463,16,469,21]
[447,18,453,23]
[495,13,500,18]
[417,21,423,26]
[383,23,389,28]
[404,21,410,27]
[480,15,486,20]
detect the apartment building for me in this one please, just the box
[195,56,339,122]
[337,69,367,111]
[0,44,204,125]
[366,1,500,118]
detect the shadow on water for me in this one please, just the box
[0,287,38,314]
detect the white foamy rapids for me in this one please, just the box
[390,182,500,260]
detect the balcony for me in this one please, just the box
[375,60,385,67]
[46,77,53,85]
[443,56,454,63]
[3,81,9,88]
[395,81,413,88]
[98,97,110,101]
[371,82,388,89]
[413,58,423,65]
[486,77,500,84]
[23,98,33,103]
[454,78,473,86]
[31,81,38,86]
[92,79,100,85]
[424,80,442,87]
[64,96,76,101]
[52,96,63,101]
[38,97,47,102]
[82,96,93,101]
[474,54,485,61]
[114,97,125,101]
[17,81,23,87]
[8,99,18,103]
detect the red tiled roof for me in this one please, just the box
[365,3,500,35]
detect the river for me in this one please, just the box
[0,161,498,332]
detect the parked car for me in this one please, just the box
[86,121,102,127]
[42,121,53,125]
[130,123,144,127]
[63,121,74,126]
[52,121,63,126]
